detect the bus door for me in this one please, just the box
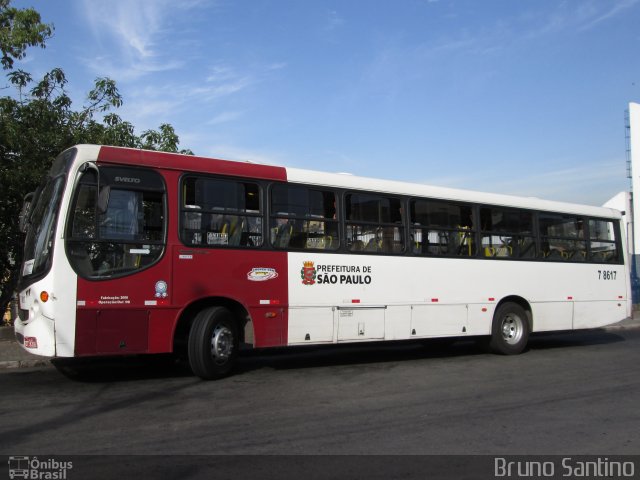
[68,165,169,355]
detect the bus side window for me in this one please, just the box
[589,219,620,263]
[345,193,404,255]
[480,207,533,259]
[411,199,475,257]
[181,176,262,248]
[270,184,339,251]
[539,213,586,262]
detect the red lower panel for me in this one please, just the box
[250,307,287,347]
[76,309,149,355]
[75,310,97,356]
[147,309,178,353]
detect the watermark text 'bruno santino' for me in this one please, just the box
[495,457,635,478]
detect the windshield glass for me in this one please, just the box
[21,175,65,279]
[66,166,166,279]
[19,148,77,285]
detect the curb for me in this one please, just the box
[0,359,51,369]
[603,323,640,331]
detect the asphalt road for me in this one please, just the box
[1,328,639,459]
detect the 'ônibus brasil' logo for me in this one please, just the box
[301,261,316,285]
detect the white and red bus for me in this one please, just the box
[15,145,631,379]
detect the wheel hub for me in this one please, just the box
[210,325,233,362]
[501,314,523,345]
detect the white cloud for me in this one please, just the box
[355,0,639,105]
[79,0,205,80]
[118,57,285,133]
[422,158,627,206]
[577,0,639,31]
[198,72,255,102]
[205,65,238,83]
[266,62,288,71]
[82,54,185,82]
[325,10,345,31]
[206,111,244,125]
[384,0,640,67]
[524,0,640,39]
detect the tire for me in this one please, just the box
[489,302,530,355]
[188,306,238,380]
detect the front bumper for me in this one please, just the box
[13,314,56,357]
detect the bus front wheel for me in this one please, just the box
[489,302,530,355]
[188,306,238,380]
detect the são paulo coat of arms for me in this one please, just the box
[301,261,317,285]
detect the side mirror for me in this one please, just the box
[18,192,34,233]
[98,186,111,214]
[78,162,106,213]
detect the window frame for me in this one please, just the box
[537,212,588,262]
[478,205,537,260]
[268,182,340,251]
[344,191,406,255]
[409,198,477,257]
[179,173,264,249]
[586,217,622,264]
[65,165,168,280]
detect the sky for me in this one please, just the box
[9,0,640,206]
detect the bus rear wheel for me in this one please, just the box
[489,302,530,355]
[188,306,238,380]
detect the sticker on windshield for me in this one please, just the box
[23,259,34,276]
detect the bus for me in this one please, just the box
[14,145,631,379]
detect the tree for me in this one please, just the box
[0,0,52,70]
[0,0,192,320]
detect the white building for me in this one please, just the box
[610,103,640,302]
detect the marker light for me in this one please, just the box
[40,291,49,302]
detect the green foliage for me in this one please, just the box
[0,0,53,70]
[0,0,192,317]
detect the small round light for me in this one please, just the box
[40,291,49,302]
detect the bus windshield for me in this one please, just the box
[20,175,66,281]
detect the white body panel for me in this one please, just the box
[287,252,630,346]
[629,102,640,255]
[285,167,630,346]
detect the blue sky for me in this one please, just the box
[11,0,640,206]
